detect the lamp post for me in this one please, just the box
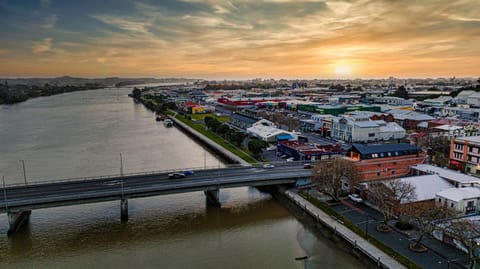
[365,214,369,240]
[21,160,27,185]
[2,176,8,212]
[119,153,124,177]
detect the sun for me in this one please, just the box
[334,65,352,77]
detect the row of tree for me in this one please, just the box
[204,116,245,147]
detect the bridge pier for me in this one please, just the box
[7,210,31,235]
[120,198,128,222]
[204,189,220,207]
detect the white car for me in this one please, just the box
[263,163,275,169]
[286,157,295,162]
[348,194,363,203]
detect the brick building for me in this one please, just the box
[347,143,426,182]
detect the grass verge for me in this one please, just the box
[173,115,258,163]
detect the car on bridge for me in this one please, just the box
[168,172,186,179]
[262,163,275,169]
[183,170,194,176]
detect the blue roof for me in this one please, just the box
[277,134,294,140]
[352,143,420,155]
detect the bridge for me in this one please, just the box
[0,164,311,235]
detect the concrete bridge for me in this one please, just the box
[0,164,311,235]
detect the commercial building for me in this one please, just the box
[246,119,298,142]
[450,136,480,174]
[347,143,426,182]
[276,141,343,161]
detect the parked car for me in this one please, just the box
[263,163,275,169]
[168,172,186,179]
[183,170,194,176]
[348,194,363,203]
[286,157,295,162]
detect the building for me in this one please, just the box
[410,164,480,188]
[331,114,405,143]
[450,136,480,174]
[373,96,413,106]
[246,119,297,142]
[229,112,259,130]
[347,143,426,182]
[436,187,480,215]
[276,141,344,161]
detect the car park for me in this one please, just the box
[348,194,363,203]
[168,172,186,179]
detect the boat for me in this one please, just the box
[164,119,174,127]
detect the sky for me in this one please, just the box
[0,0,479,79]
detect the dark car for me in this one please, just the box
[183,170,194,176]
[168,172,186,179]
[303,163,312,169]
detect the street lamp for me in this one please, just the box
[2,176,8,212]
[119,153,124,177]
[365,214,369,240]
[20,160,27,185]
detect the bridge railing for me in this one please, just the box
[1,163,252,187]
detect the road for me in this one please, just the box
[0,164,311,213]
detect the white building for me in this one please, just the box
[331,114,405,143]
[436,187,480,215]
[246,119,298,142]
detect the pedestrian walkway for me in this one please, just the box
[285,190,407,269]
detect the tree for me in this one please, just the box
[391,86,409,99]
[312,158,360,201]
[227,130,245,146]
[248,139,267,159]
[206,118,221,132]
[216,124,230,137]
[368,179,416,231]
[403,203,452,252]
[132,87,141,99]
[437,219,480,269]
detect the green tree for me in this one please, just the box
[391,86,409,99]
[216,124,230,137]
[312,158,360,201]
[248,139,267,158]
[206,118,221,132]
[227,130,245,146]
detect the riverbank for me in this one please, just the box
[168,115,251,166]
[0,84,104,104]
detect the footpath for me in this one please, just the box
[285,190,407,269]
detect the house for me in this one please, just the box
[436,187,480,215]
[276,141,343,161]
[229,112,259,130]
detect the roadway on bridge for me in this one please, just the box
[0,164,311,213]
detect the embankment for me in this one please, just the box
[168,116,251,167]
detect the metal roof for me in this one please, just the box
[352,143,420,155]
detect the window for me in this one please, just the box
[438,198,442,203]
[368,133,375,137]
[393,162,397,165]
[467,201,474,207]
[377,172,381,176]
[378,164,381,167]
[451,203,454,208]
[392,170,396,175]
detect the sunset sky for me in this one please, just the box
[0,0,479,79]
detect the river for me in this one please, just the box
[0,88,366,269]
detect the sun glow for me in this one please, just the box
[334,65,352,77]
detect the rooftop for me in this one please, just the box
[352,143,421,155]
[436,187,480,202]
[411,164,480,185]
